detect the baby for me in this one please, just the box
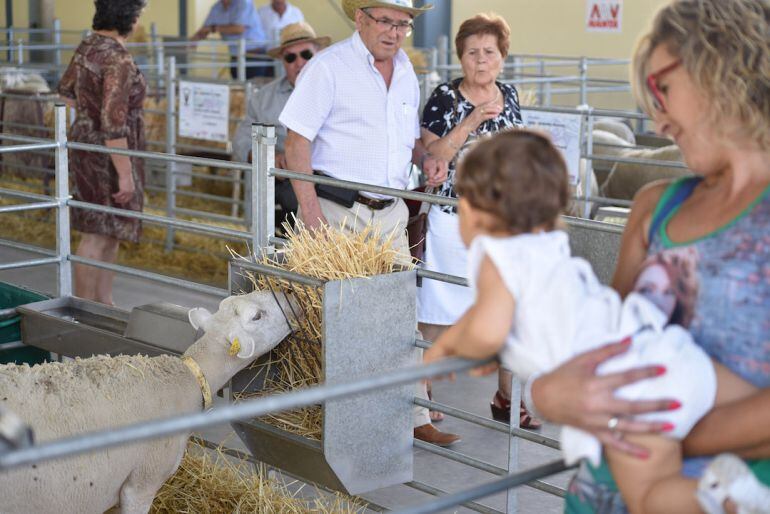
[423,130,770,514]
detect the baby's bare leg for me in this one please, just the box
[607,435,700,514]
[712,361,757,405]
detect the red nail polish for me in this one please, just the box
[668,400,682,411]
[661,423,676,432]
[637,451,650,460]
[620,337,632,346]
[654,366,667,376]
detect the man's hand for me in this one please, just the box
[423,153,448,187]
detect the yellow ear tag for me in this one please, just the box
[228,337,241,357]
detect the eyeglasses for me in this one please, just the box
[283,49,314,64]
[646,59,681,113]
[361,9,414,37]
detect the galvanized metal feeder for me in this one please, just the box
[228,260,418,495]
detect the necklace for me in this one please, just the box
[459,82,501,107]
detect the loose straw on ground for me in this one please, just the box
[151,437,365,513]
[234,219,413,440]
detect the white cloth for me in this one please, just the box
[279,32,421,199]
[417,207,474,324]
[467,231,718,466]
[233,76,293,161]
[257,3,304,45]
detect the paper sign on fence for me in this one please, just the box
[178,81,230,143]
[521,110,583,186]
[586,0,623,33]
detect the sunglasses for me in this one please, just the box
[646,59,681,113]
[283,49,314,64]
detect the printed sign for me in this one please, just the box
[521,110,583,186]
[586,0,623,33]
[178,81,230,142]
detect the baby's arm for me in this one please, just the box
[423,255,515,363]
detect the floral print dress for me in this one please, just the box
[421,78,523,214]
[58,33,146,243]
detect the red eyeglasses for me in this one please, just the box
[646,59,681,113]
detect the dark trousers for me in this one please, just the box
[229,56,275,80]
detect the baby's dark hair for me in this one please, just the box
[455,130,569,233]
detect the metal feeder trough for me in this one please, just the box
[228,260,418,496]
[17,296,199,358]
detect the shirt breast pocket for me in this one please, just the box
[400,104,418,149]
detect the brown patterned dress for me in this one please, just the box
[58,33,146,243]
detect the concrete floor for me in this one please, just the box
[0,246,571,513]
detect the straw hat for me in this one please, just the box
[342,0,433,20]
[266,22,332,59]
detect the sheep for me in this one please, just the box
[601,144,690,201]
[0,290,293,514]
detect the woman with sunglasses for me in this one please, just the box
[502,0,770,512]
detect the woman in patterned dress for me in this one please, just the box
[517,1,770,511]
[417,13,534,427]
[58,0,147,305]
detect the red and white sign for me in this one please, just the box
[586,0,623,33]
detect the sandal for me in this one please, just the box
[490,391,542,430]
[427,382,444,422]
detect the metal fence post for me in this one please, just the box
[153,24,165,93]
[16,39,23,65]
[251,124,275,256]
[53,19,62,82]
[538,60,546,107]
[582,110,596,219]
[436,34,449,82]
[54,104,72,297]
[505,374,522,514]
[164,57,177,252]
[579,57,589,106]
[237,38,247,82]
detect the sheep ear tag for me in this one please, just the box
[228,330,255,359]
[188,307,213,332]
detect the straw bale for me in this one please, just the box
[235,220,414,440]
[151,438,365,513]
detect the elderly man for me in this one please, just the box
[279,0,458,447]
[258,0,305,44]
[233,22,329,225]
[191,0,269,79]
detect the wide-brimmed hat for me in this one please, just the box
[267,22,332,59]
[342,0,433,21]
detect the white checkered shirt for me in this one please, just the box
[278,31,421,198]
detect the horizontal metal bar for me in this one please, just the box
[0,201,58,214]
[413,441,562,499]
[0,341,25,351]
[413,398,560,450]
[583,153,687,169]
[0,187,52,203]
[0,307,17,320]
[0,356,492,470]
[69,255,228,297]
[414,338,431,350]
[66,142,251,172]
[272,169,459,207]
[575,196,634,208]
[0,143,57,154]
[67,200,251,241]
[0,256,59,271]
[0,237,57,257]
[405,481,502,514]
[414,439,508,475]
[0,133,54,145]
[232,260,326,288]
[525,479,566,498]
[563,216,624,234]
[145,185,243,206]
[415,268,467,287]
[394,460,573,514]
[172,207,245,225]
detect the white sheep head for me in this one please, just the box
[187,290,294,360]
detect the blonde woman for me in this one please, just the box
[513,1,770,512]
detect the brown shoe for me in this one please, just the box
[413,424,461,447]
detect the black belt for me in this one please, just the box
[356,195,394,210]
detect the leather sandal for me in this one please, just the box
[490,390,542,430]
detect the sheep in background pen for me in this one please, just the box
[601,144,690,201]
[0,290,294,514]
